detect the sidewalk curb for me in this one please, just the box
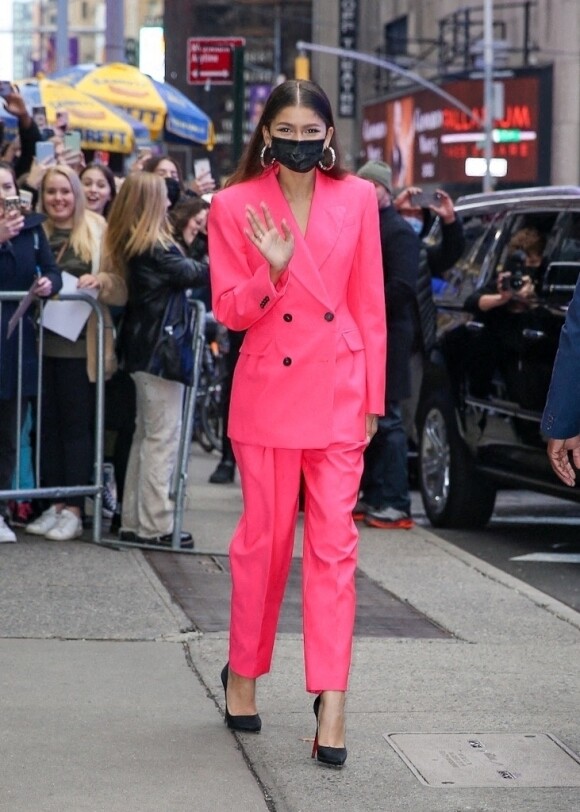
[410,524,580,631]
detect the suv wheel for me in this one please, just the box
[418,392,496,528]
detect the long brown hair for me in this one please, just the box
[104,172,173,276]
[227,80,346,186]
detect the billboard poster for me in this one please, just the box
[361,68,551,188]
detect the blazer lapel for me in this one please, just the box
[264,171,345,307]
[305,173,346,271]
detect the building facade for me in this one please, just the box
[311,0,580,189]
[5,1,579,188]
[163,0,313,178]
[8,1,161,78]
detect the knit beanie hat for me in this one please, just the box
[357,160,392,192]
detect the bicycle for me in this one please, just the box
[193,314,228,453]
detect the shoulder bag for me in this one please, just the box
[147,291,194,386]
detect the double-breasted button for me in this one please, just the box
[259,296,270,309]
[283,313,293,322]
[283,357,292,366]
[324,312,335,321]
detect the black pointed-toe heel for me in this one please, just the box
[220,664,262,733]
[311,694,347,768]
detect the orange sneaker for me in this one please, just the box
[364,507,414,530]
[353,500,373,522]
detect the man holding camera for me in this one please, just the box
[474,227,545,313]
[465,227,546,402]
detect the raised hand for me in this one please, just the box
[0,210,25,243]
[245,202,294,283]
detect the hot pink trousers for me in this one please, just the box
[229,440,364,693]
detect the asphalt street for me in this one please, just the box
[412,490,580,611]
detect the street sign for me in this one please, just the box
[187,37,245,85]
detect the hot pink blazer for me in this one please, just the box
[208,168,387,449]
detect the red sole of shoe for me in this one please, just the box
[364,518,415,530]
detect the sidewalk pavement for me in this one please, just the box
[1,446,579,812]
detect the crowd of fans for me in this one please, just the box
[0,86,214,545]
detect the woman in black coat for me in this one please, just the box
[106,172,207,548]
[0,161,61,542]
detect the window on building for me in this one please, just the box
[385,16,408,58]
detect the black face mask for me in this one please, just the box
[164,176,181,209]
[269,136,325,173]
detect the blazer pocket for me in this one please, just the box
[239,331,273,356]
[341,330,365,351]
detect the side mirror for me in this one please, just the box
[541,262,580,300]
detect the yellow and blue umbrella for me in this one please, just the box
[52,63,214,146]
[16,77,149,154]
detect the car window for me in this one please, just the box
[551,212,580,262]
[434,211,504,303]
[466,212,506,292]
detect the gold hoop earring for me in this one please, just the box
[318,146,336,171]
[260,144,275,169]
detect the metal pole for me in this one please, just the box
[55,0,68,70]
[296,41,484,126]
[483,0,495,192]
[232,45,245,167]
[273,2,282,77]
[105,0,125,63]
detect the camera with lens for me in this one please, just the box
[501,249,527,291]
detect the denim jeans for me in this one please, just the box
[360,400,411,514]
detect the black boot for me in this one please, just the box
[209,459,235,484]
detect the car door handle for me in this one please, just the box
[465,320,485,332]
[522,328,546,340]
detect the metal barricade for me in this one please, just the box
[105,299,206,553]
[0,290,106,543]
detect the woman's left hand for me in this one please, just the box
[77,274,100,290]
[366,414,378,442]
[245,202,294,281]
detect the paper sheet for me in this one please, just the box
[41,271,98,342]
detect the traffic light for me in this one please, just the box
[294,55,310,80]
[125,38,139,66]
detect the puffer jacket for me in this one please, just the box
[119,242,208,373]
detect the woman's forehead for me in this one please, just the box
[270,105,325,127]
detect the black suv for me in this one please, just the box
[416,187,580,527]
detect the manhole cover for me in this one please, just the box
[384,732,580,787]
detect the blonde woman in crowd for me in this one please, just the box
[25,165,126,541]
[105,172,207,547]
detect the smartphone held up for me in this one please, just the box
[410,190,443,209]
[35,140,56,163]
[64,130,82,153]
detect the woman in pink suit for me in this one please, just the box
[208,80,386,767]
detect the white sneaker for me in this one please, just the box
[0,516,16,543]
[45,509,83,541]
[25,506,59,536]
